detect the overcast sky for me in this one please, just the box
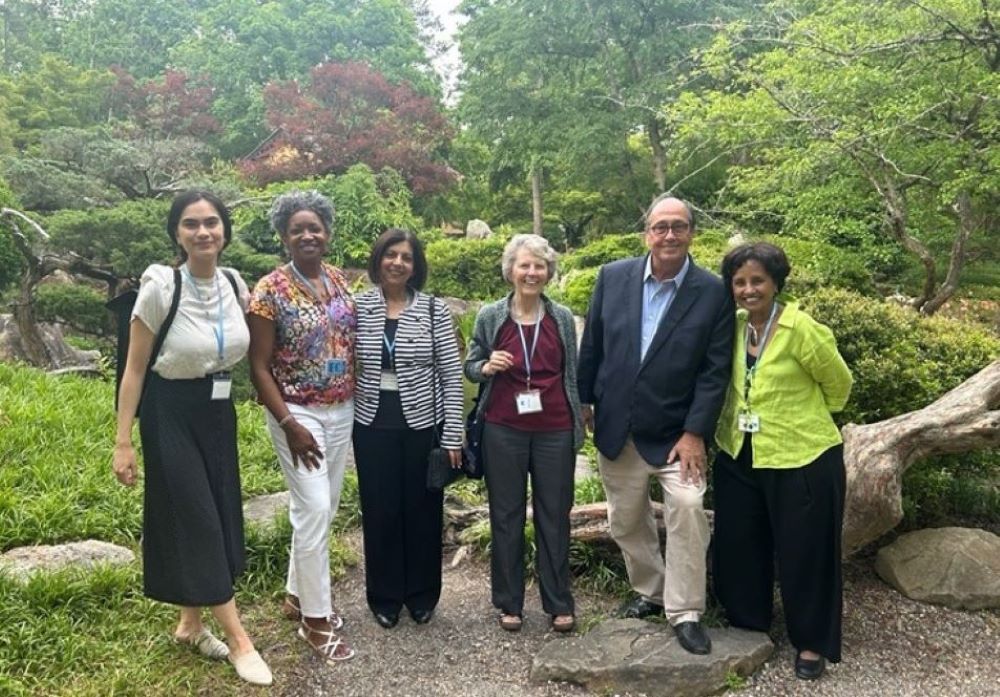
[425,0,464,100]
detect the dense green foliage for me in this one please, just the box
[423,235,510,300]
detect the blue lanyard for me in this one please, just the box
[743,302,779,407]
[182,265,225,363]
[516,304,543,389]
[382,330,396,368]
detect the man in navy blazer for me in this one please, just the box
[578,195,734,655]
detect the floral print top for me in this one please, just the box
[249,263,356,406]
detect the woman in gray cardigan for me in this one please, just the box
[464,234,585,633]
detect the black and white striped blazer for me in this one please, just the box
[354,288,464,448]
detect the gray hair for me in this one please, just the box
[501,233,559,283]
[642,193,696,231]
[269,190,335,235]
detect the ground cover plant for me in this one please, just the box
[0,363,356,695]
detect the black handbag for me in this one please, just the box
[463,384,485,480]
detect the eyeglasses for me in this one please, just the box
[648,221,691,236]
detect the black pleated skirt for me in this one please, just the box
[138,373,246,606]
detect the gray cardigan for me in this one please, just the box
[463,294,585,452]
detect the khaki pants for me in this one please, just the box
[599,437,709,625]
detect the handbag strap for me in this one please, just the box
[428,295,441,442]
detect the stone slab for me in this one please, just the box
[243,491,289,531]
[531,619,773,697]
[0,540,135,580]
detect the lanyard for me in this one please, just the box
[382,330,396,368]
[516,303,543,389]
[182,265,225,363]
[743,302,779,408]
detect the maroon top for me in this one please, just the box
[485,314,572,432]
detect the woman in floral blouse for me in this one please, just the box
[248,190,357,664]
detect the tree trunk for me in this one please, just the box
[12,265,52,366]
[841,358,1000,554]
[919,190,975,315]
[647,117,667,192]
[531,164,543,236]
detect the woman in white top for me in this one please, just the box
[111,191,271,686]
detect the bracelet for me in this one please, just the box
[278,414,295,428]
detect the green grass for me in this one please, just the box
[0,362,355,694]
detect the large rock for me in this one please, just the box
[465,219,492,239]
[243,491,289,531]
[875,527,1000,610]
[531,619,773,696]
[0,540,135,581]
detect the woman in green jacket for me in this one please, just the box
[713,242,852,681]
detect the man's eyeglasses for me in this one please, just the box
[648,221,691,236]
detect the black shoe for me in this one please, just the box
[373,611,399,629]
[616,596,664,619]
[795,654,826,680]
[409,608,434,625]
[673,621,712,655]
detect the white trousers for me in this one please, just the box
[266,399,353,618]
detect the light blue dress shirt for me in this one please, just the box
[640,254,690,361]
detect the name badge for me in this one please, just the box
[211,372,232,401]
[325,358,347,377]
[379,370,399,391]
[737,412,760,433]
[515,389,543,415]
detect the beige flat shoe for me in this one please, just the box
[173,627,229,660]
[228,649,273,686]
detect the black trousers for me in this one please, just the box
[139,373,245,606]
[712,438,845,662]
[353,422,443,615]
[482,423,575,616]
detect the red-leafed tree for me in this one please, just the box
[242,61,454,195]
[109,67,221,139]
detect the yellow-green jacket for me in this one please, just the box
[714,301,852,469]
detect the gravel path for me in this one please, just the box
[251,532,1000,697]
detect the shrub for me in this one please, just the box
[800,288,999,425]
[33,282,110,336]
[424,235,510,300]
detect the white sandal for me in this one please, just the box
[298,622,356,663]
[174,627,229,660]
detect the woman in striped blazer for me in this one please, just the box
[352,228,464,629]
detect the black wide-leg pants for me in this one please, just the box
[482,423,575,616]
[712,437,845,662]
[139,373,246,607]
[353,422,443,616]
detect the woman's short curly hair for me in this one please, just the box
[268,190,335,236]
[720,242,792,293]
[501,234,559,283]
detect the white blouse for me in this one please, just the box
[132,264,251,379]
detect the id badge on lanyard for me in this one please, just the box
[739,303,779,434]
[211,371,232,400]
[515,305,544,415]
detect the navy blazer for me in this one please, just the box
[577,254,734,466]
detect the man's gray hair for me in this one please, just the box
[642,193,696,231]
[269,190,335,235]
[501,233,559,283]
